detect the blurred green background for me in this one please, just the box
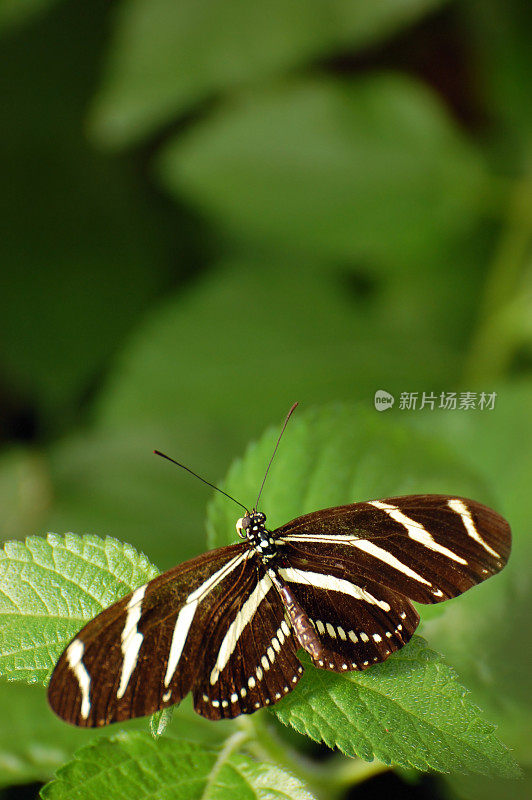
[0,0,531,798]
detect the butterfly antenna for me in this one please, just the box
[255,402,298,511]
[153,450,248,513]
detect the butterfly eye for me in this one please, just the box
[236,516,252,537]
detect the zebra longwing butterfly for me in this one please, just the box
[47,412,511,726]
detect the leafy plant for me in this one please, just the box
[1,0,531,797]
[0,407,521,798]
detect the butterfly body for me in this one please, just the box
[48,494,511,726]
[237,511,278,562]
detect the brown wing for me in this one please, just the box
[193,564,303,719]
[277,563,419,671]
[47,543,248,726]
[275,495,511,603]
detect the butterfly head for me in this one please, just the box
[236,511,277,560]
[236,511,266,538]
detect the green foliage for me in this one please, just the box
[0,0,61,33]
[0,533,158,683]
[405,380,532,762]
[158,74,486,266]
[0,448,51,542]
[274,642,519,777]
[44,429,221,570]
[1,0,530,797]
[93,258,483,448]
[0,405,521,794]
[0,3,174,429]
[0,681,97,787]
[207,404,491,556]
[40,733,317,800]
[89,0,448,148]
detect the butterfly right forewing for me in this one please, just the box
[275,495,511,604]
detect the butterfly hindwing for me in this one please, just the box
[47,543,248,726]
[275,495,511,603]
[278,562,419,671]
[193,567,302,719]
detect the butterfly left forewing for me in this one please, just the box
[48,543,247,726]
[276,495,511,603]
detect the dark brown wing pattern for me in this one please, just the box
[277,564,419,672]
[47,544,249,726]
[275,495,511,604]
[47,492,511,727]
[193,566,302,720]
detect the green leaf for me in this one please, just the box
[0,679,166,788]
[89,0,448,148]
[149,708,174,739]
[466,0,532,151]
[157,75,486,266]
[0,533,158,683]
[273,640,520,778]
[208,402,519,776]
[0,6,175,430]
[207,403,493,555]
[0,531,230,754]
[445,764,532,800]
[403,380,532,752]
[95,259,479,447]
[41,732,317,799]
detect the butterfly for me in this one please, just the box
[48,406,511,725]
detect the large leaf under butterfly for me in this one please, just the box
[48,490,510,725]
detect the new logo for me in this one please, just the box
[374,390,395,411]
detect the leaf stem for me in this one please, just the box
[235,712,390,799]
[201,729,251,800]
